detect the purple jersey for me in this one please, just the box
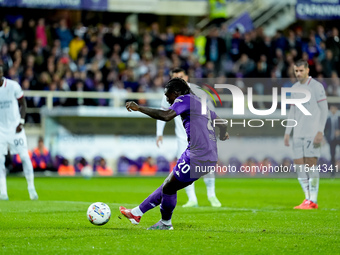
[169,93,218,162]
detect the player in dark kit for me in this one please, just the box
[120,78,229,230]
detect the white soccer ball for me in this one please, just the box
[87,202,111,225]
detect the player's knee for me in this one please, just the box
[305,157,317,167]
[309,171,319,178]
[162,183,171,195]
[294,158,304,164]
[162,182,176,195]
[18,151,31,163]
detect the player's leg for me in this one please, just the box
[303,136,321,209]
[119,184,163,225]
[119,146,191,225]
[120,151,197,229]
[148,157,217,230]
[18,150,38,200]
[305,157,319,209]
[129,184,164,223]
[138,166,193,213]
[10,131,38,200]
[204,171,221,207]
[177,136,198,207]
[147,171,193,230]
[121,139,188,222]
[0,153,8,200]
[293,138,310,209]
[295,157,310,199]
[182,183,198,207]
[120,172,192,226]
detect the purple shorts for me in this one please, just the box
[172,149,217,182]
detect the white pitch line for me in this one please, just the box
[8,201,339,211]
[41,201,138,206]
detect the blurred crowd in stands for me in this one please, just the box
[1,16,340,176]
[1,16,340,111]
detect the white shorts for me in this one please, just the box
[0,129,28,155]
[293,137,321,159]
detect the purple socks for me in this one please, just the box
[138,184,178,221]
[160,193,177,221]
[139,185,163,213]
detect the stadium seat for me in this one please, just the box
[247,157,259,164]
[228,157,242,172]
[317,157,331,173]
[117,156,130,174]
[74,156,88,173]
[266,156,279,167]
[92,156,103,172]
[156,156,170,173]
[54,155,65,169]
[136,156,147,170]
[140,156,158,176]
[282,157,293,164]
[117,156,143,174]
[92,156,113,176]
[280,157,294,173]
[12,154,23,168]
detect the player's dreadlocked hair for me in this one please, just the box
[165,77,192,95]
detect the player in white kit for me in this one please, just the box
[284,60,328,209]
[0,65,38,200]
[156,68,221,207]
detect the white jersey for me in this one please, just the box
[290,77,327,138]
[0,78,23,135]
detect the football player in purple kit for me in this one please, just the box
[120,78,229,230]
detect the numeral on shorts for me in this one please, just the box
[178,159,190,174]
[306,140,311,148]
[14,139,24,146]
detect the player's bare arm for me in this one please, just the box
[16,97,27,133]
[126,101,177,122]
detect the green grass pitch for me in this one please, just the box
[0,177,339,254]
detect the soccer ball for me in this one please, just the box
[87,202,111,225]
